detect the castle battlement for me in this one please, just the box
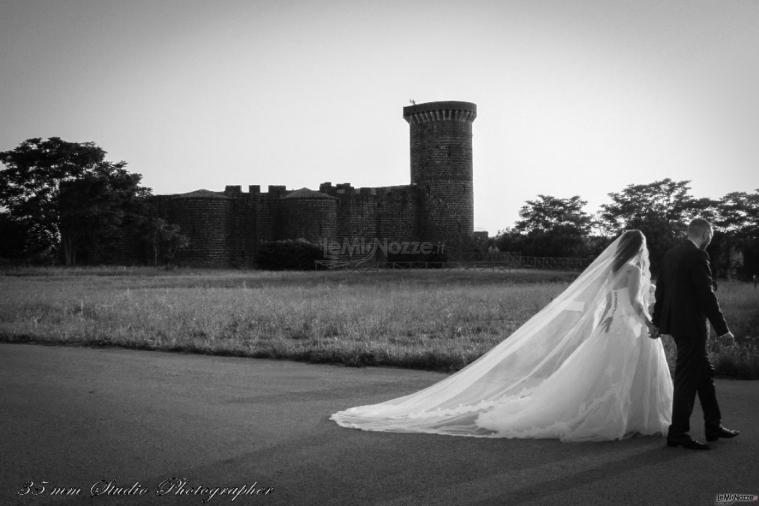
[403,101,477,124]
[148,101,477,267]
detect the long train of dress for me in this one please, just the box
[330,288,673,441]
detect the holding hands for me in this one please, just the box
[718,331,736,347]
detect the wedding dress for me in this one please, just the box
[329,233,674,441]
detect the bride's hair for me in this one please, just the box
[612,229,644,273]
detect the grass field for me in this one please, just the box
[1,266,757,378]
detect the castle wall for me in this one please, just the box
[279,196,337,243]
[318,183,422,243]
[335,192,379,240]
[375,186,420,242]
[142,100,477,267]
[254,192,280,244]
[155,192,234,267]
[320,183,379,240]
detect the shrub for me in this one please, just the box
[254,239,325,270]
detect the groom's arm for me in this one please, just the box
[690,249,729,336]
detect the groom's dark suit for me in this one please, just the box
[653,239,730,437]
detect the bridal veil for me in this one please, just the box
[329,233,671,439]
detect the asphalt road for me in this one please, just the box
[1,342,757,506]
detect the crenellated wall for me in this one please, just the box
[147,101,478,267]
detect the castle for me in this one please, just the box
[150,101,480,267]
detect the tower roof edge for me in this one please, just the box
[403,101,477,120]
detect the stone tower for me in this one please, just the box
[403,100,476,257]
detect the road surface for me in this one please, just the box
[1,343,757,505]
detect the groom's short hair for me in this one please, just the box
[688,218,712,237]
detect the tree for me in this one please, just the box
[598,179,709,274]
[0,213,28,262]
[515,195,592,235]
[58,163,152,265]
[713,190,759,238]
[140,217,189,267]
[507,195,593,257]
[0,137,109,261]
[711,190,759,278]
[493,227,527,255]
[598,180,759,277]
[599,179,702,234]
[0,137,161,265]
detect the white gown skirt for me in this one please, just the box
[330,289,673,442]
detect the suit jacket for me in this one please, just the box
[652,240,729,340]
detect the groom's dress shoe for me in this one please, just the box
[666,436,710,450]
[705,426,740,442]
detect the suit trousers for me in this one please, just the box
[669,334,722,437]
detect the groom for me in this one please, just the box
[651,218,740,450]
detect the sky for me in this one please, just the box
[1,0,758,235]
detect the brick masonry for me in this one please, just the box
[150,101,478,267]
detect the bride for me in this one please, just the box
[329,230,673,441]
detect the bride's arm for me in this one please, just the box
[627,265,653,327]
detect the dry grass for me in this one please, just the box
[1,267,757,377]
